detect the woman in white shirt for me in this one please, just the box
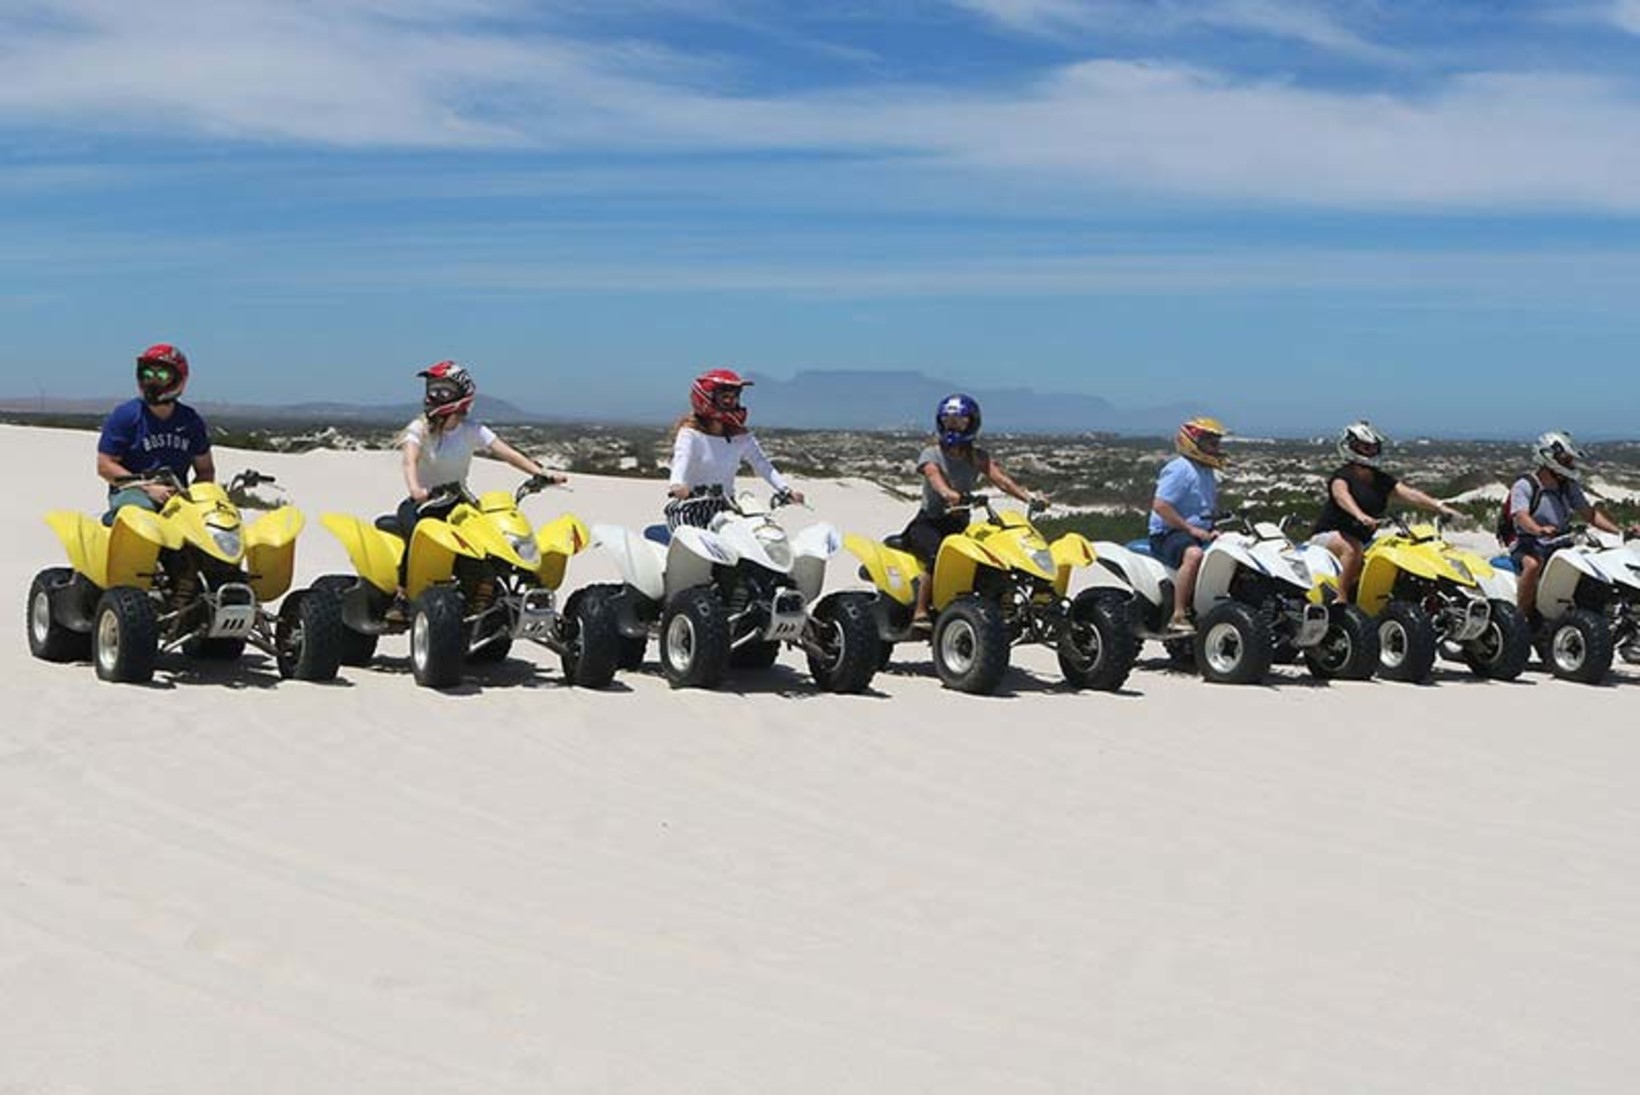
[665,368,804,529]
[396,361,566,548]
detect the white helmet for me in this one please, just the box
[1534,430,1583,482]
[1337,420,1386,468]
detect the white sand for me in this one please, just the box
[4,422,1640,1094]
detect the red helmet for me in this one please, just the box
[690,368,752,430]
[136,343,190,404]
[417,360,476,420]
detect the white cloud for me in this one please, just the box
[5,2,1640,212]
[949,0,1394,60]
[1611,0,1640,33]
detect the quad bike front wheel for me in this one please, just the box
[93,586,159,684]
[27,567,91,663]
[931,594,1010,695]
[1058,589,1138,692]
[1376,601,1437,683]
[1304,603,1379,681]
[560,584,622,689]
[1194,601,1274,685]
[312,575,379,667]
[660,585,731,690]
[806,592,879,694]
[275,588,344,682]
[410,586,466,690]
[1462,599,1531,681]
[1544,608,1613,684]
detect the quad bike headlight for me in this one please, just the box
[209,527,243,558]
[508,533,540,564]
[1030,548,1055,574]
[754,524,794,568]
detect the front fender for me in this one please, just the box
[843,533,923,607]
[932,536,1006,611]
[321,513,406,595]
[407,519,484,600]
[244,506,305,601]
[533,513,590,590]
[1049,532,1097,597]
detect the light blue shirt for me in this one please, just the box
[1148,455,1218,536]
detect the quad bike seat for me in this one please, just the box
[883,534,907,551]
[643,524,671,546]
[1489,554,1519,573]
[1125,538,1155,558]
[374,515,405,538]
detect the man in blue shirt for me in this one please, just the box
[1149,416,1226,632]
[96,343,215,522]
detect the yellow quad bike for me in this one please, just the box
[845,494,1137,695]
[311,476,617,690]
[29,469,343,684]
[1348,515,1530,683]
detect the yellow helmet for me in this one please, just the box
[1177,416,1227,469]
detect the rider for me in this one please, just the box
[904,393,1044,629]
[666,368,804,528]
[1510,430,1632,623]
[397,361,566,555]
[1149,416,1226,633]
[1312,421,1461,604]
[96,343,215,522]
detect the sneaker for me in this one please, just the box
[910,615,933,636]
[1164,615,1195,636]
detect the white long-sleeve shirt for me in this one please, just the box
[668,427,791,496]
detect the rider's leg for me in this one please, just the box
[1516,553,1543,621]
[1174,543,1204,626]
[1336,533,1364,603]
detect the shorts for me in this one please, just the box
[901,511,967,568]
[1149,528,1201,569]
[102,485,160,527]
[1510,534,1555,566]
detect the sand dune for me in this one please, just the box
[4,422,1639,1094]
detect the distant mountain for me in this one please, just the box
[0,372,1207,435]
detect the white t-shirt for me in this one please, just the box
[404,418,498,489]
[668,427,790,496]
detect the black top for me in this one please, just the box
[1313,464,1400,542]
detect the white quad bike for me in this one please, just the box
[1490,527,1640,683]
[1093,513,1380,684]
[585,487,881,692]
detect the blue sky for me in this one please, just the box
[4,0,1640,435]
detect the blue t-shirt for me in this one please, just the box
[97,399,211,482]
[1148,455,1218,535]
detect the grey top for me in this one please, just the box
[1511,474,1590,534]
[918,444,989,517]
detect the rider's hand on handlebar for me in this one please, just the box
[667,484,691,500]
[410,486,430,504]
[141,481,177,504]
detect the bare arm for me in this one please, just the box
[402,438,428,502]
[97,451,177,504]
[192,450,216,485]
[1579,505,1622,536]
[1392,482,1458,519]
[1332,478,1377,527]
[922,461,961,507]
[1152,498,1215,541]
[488,437,565,483]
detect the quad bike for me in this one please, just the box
[29,468,342,684]
[1093,513,1379,685]
[587,487,879,693]
[1346,515,1528,683]
[845,494,1138,695]
[1489,527,1640,683]
[311,476,614,690]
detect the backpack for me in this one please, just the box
[1495,475,1542,548]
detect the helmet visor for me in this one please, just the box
[938,412,973,432]
[138,363,177,386]
[1193,429,1223,455]
[425,379,465,406]
[1550,443,1577,471]
[711,386,743,408]
[1349,436,1382,459]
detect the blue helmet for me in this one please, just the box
[935,393,981,447]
